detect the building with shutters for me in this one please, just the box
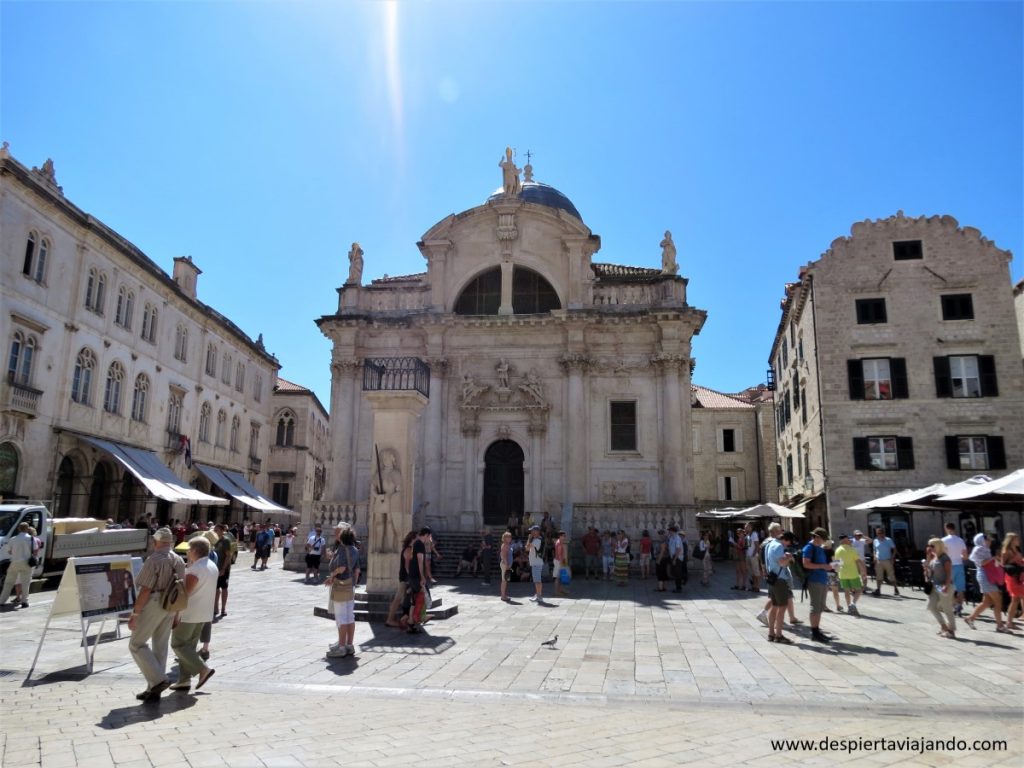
[769,211,1024,548]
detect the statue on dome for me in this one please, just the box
[499,146,521,197]
[660,230,678,275]
[346,242,364,285]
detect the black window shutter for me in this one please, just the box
[945,436,960,469]
[853,438,871,470]
[890,358,909,399]
[978,355,998,397]
[896,437,915,470]
[934,357,952,398]
[847,360,864,400]
[987,436,1006,470]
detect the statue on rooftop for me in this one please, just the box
[660,230,678,275]
[499,146,521,198]
[347,242,364,285]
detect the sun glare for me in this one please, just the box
[383,1,402,142]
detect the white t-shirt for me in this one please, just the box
[180,557,218,624]
[527,537,543,567]
[306,533,325,555]
[851,538,866,560]
[745,532,759,558]
[942,534,967,564]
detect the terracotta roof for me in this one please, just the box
[274,376,311,393]
[691,385,754,409]
[730,384,775,404]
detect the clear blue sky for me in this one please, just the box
[3,1,1021,408]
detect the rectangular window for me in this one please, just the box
[893,240,923,260]
[272,482,290,507]
[718,476,735,502]
[945,435,1006,471]
[781,339,789,368]
[609,400,638,451]
[853,436,914,471]
[786,455,793,485]
[855,298,887,325]
[934,355,997,398]
[849,358,908,400]
[862,358,892,400]
[254,374,263,403]
[721,428,735,452]
[800,386,807,424]
[206,345,217,377]
[941,294,974,321]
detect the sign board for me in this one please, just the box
[50,555,141,620]
[51,529,149,559]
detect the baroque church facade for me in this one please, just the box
[316,151,774,536]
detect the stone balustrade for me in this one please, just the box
[572,503,699,539]
[592,281,684,307]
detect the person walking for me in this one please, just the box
[553,530,570,596]
[0,522,35,609]
[283,527,295,562]
[941,522,968,617]
[252,524,273,571]
[128,527,185,701]
[964,533,1009,633]
[763,522,795,644]
[304,525,325,583]
[802,527,833,643]
[695,531,713,587]
[732,526,748,590]
[924,537,956,639]
[169,537,218,691]
[614,530,630,587]
[527,525,544,602]
[386,531,416,628]
[667,526,685,593]
[654,530,670,592]
[326,526,361,657]
[499,531,513,602]
[601,531,615,580]
[999,533,1024,630]
[744,522,761,592]
[581,527,601,580]
[212,524,233,619]
[871,527,901,596]
[833,533,863,616]
[638,530,653,580]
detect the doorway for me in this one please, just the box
[483,439,524,527]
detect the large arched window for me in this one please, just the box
[72,347,96,404]
[230,415,240,452]
[198,402,212,443]
[276,411,295,447]
[104,361,125,414]
[7,331,36,386]
[512,267,560,314]
[454,267,501,315]
[131,373,150,422]
[215,409,227,447]
[453,266,560,315]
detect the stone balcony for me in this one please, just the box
[3,374,42,417]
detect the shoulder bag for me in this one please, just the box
[161,559,189,612]
[330,546,355,603]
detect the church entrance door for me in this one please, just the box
[483,440,524,527]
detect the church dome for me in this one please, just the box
[488,180,582,221]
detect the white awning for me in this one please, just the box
[934,469,1024,501]
[847,483,947,511]
[81,437,228,506]
[194,463,296,515]
[738,501,807,519]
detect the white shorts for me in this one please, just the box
[334,600,355,625]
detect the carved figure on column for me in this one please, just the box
[495,358,512,389]
[499,146,521,197]
[346,242,364,285]
[660,230,678,275]
[519,369,545,404]
[461,373,489,405]
[370,448,402,553]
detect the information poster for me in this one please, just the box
[74,557,137,618]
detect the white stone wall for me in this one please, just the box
[1,153,278,520]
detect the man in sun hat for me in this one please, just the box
[128,527,185,701]
[802,527,834,643]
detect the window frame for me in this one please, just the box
[855,297,887,325]
[71,347,96,405]
[608,399,639,453]
[892,240,923,261]
[103,361,125,414]
[940,293,974,321]
[131,373,149,422]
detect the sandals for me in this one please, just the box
[963,617,977,630]
[995,626,1013,634]
[774,634,794,645]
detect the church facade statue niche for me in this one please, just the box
[370,446,402,553]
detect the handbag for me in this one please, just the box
[329,546,355,603]
[162,571,188,612]
[980,560,1005,587]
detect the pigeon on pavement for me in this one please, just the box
[540,635,558,647]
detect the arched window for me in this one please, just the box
[512,267,560,314]
[276,412,295,447]
[230,415,240,452]
[85,268,107,314]
[454,267,501,315]
[0,442,18,498]
[206,343,217,376]
[141,304,158,343]
[72,347,96,404]
[35,238,48,283]
[22,231,37,277]
[7,331,35,386]
[235,361,245,392]
[115,286,135,328]
[199,402,212,443]
[104,361,125,414]
[215,409,227,447]
[221,353,232,385]
[167,392,183,433]
[131,373,149,422]
[174,324,188,362]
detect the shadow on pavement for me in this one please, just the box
[97,694,198,729]
[358,625,456,655]
[801,640,898,657]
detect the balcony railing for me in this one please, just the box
[249,455,262,474]
[362,357,430,397]
[3,374,42,417]
[166,429,183,451]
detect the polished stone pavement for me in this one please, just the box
[1,555,1020,767]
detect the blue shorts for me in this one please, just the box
[951,564,966,593]
[531,564,543,583]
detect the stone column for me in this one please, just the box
[559,352,590,509]
[422,357,448,517]
[326,358,362,501]
[498,259,514,315]
[462,422,479,517]
[529,422,544,515]
[654,353,687,503]
[419,239,452,311]
[495,204,518,315]
[364,391,427,596]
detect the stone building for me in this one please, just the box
[769,212,1024,548]
[0,147,285,524]
[268,376,329,522]
[1014,279,1023,360]
[314,151,774,539]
